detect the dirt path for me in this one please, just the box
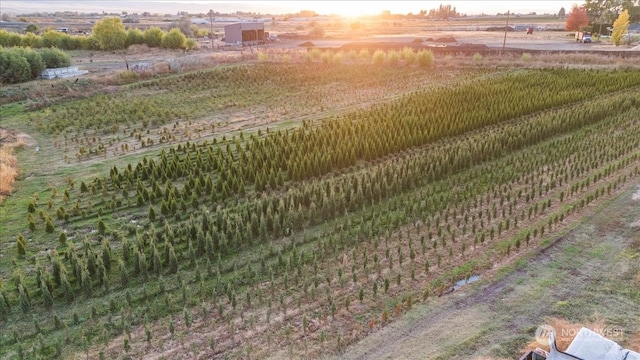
[332,184,640,359]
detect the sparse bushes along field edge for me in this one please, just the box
[0,17,198,52]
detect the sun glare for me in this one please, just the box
[305,1,414,18]
[328,3,374,18]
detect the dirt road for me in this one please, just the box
[274,30,639,53]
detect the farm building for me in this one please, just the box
[224,22,265,45]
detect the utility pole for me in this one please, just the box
[208,9,215,50]
[597,11,606,40]
[502,10,510,55]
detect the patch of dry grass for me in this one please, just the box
[630,332,640,352]
[0,144,19,203]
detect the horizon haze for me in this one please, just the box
[2,1,575,18]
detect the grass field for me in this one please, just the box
[1,45,639,360]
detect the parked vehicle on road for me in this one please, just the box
[575,31,591,43]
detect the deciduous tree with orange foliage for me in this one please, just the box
[565,5,590,31]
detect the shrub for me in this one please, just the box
[41,31,80,50]
[93,17,127,50]
[126,28,146,47]
[303,52,312,63]
[184,38,197,50]
[402,47,417,65]
[64,35,85,50]
[0,29,22,47]
[97,216,106,235]
[19,284,30,314]
[309,48,321,59]
[372,49,386,65]
[144,27,164,48]
[41,30,66,48]
[14,47,45,79]
[0,49,31,84]
[21,32,42,48]
[148,205,156,221]
[58,232,67,246]
[472,52,483,62]
[16,233,26,257]
[416,49,434,67]
[386,50,400,65]
[45,217,55,233]
[332,51,343,64]
[80,36,101,51]
[118,70,138,81]
[321,51,331,64]
[25,23,39,34]
[39,48,71,68]
[521,53,533,61]
[162,28,186,49]
[257,52,268,61]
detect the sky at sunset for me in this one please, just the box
[3,0,578,17]
[252,1,575,17]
